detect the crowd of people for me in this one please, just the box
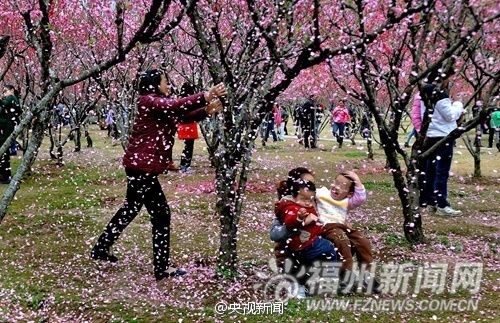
[259,97,369,150]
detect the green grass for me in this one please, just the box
[364,180,393,192]
[343,150,370,158]
[367,222,390,233]
[436,235,450,246]
[384,233,411,248]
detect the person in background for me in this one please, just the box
[85,130,93,148]
[62,106,71,126]
[489,105,500,152]
[486,104,500,150]
[282,106,289,136]
[404,127,417,148]
[299,95,317,149]
[419,69,464,216]
[405,91,421,150]
[331,100,351,148]
[262,110,278,146]
[177,83,200,174]
[293,104,303,142]
[315,103,325,141]
[105,107,118,144]
[274,105,285,141]
[0,84,22,184]
[360,111,373,139]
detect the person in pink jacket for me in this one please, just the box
[331,101,351,148]
[404,93,422,147]
[274,105,285,141]
[411,93,423,132]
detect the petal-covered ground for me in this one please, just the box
[0,128,498,322]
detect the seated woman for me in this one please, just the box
[271,167,316,267]
[271,167,339,297]
[275,180,338,262]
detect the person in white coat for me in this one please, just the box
[420,76,464,216]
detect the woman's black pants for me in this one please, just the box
[94,168,171,277]
[180,139,195,169]
[0,152,11,182]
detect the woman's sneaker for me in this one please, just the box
[155,267,187,281]
[436,206,462,216]
[90,246,118,262]
[180,166,193,174]
[296,285,307,299]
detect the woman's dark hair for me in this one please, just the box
[276,167,313,200]
[276,180,288,200]
[421,82,449,108]
[426,67,441,84]
[179,82,196,96]
[339,172,356,194]
[290,179,316,197]
[137,69,164,95]
[426,62,454,84]
[4,84,19,97]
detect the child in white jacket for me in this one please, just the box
[315,171,373,274]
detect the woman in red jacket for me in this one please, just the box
[91,69,226,281]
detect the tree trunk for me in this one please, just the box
[215,141,253,273]
[463,134,481,178]
[56,145,63,167]
[216,197,238,273]
[380,130,425,244]
[48,126,57,159]
[0,35,9,59]
[0,110,49,223]
[74,127,81,152]
[22,126,30,156]
[405,149,426,244]
[216,173,239,273]
[473,126,482,177]
[473,145,481,177]
[367,137,374,160]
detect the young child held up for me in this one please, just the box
[270,169,380,294]
[315,171,377,286]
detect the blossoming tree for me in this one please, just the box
[0,0,198,223]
